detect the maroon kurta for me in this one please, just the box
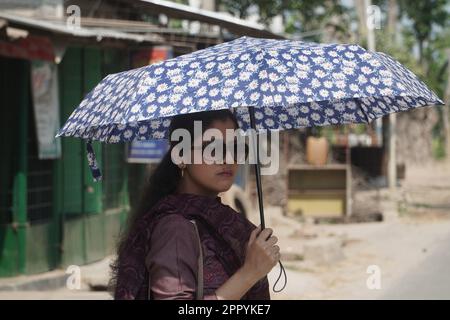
[146,214,226,299]
[114,192,270,300]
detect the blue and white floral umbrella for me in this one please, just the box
[57,36,444,292]
[57,36,444,227]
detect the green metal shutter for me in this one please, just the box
[58,47,86,266]
[0,57,22,277]
[101,48,131,254]
[0,57,17,226]
[59,47,84,216]
[101,49,128,211]
[82,48,103,215]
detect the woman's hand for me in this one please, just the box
[214,225,280,300]
[241,226,280,282]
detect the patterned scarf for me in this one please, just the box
[113,192,270,300]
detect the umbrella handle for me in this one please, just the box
[86,140,102,182]
[273,260,287,293]
[248,106,287,293]
[248,106,266,230]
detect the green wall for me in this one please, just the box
[0,46,131,277]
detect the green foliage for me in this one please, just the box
[217,0,449,157]
[398,0,448,44]
[432,136,446,159]
[219,0,350,35]
[217,0,254,19]
[374,30,428,84]
[283,0,350,40]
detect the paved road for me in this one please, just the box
[0,289,110,300]
[381,230,450,300]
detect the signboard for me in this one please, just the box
[130,45,173,68]
[127,140,170,164]
[0,35,55,62]
[30,60,61,159]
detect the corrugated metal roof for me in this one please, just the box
[129,0,284,39]
[0,12,165,43]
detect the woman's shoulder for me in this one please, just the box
[146,214,200,268]
[151,214,197,241]
[154,213,193,226]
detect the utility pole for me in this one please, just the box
[364,0,397,190]
[386,0,398,191]
[363,0,382,150]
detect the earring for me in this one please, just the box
[180,164,186,178]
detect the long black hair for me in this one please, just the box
[108,109,239,295]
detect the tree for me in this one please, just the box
[371,0,449,160]
[398,0,448,64]
[282,0,350,41]
[217,0,254,19]
[218,0,350,40]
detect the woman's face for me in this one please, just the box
[179,117,240,197]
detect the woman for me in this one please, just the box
[110,109,280,300]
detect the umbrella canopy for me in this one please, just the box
[57,35,444,227]
[57,36,443,144]
[57,35,444,294]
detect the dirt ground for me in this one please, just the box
[268,160,450,299]
[1,161,449,300]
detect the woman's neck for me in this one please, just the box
[176,178,218,198]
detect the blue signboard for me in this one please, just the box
[127,139,170,163]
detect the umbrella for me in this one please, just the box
[57,36,444,294]
[57,36,444,230]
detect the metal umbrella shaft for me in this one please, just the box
[248,106,287,292]
[248,106,266,230]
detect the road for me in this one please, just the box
[381,230,450,299]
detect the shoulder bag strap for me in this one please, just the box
[189,219,204,300]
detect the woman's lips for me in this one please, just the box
[217,170,233,178]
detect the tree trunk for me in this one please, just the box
[354,0,368,44]
[396,107,439,165]
[387,0,399,43]
[443,49,450,159]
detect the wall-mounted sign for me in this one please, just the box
[31,60,61,159]
[127,139,169,163]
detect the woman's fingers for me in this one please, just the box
[273,252,281,262]
[248,225,261,245]
[270,246,281,262]
[257,228,273,242]
[251,227,280,261]
[265,236,278,247]
[270,245,280,254]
